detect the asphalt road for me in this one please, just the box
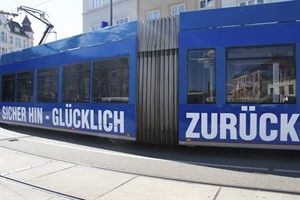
[0,124,299,194]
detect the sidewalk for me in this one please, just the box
[1,147,299,200]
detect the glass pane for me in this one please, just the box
[179,5,185,12]
[37,68,58,102]
[226,45,296,104]
[227,45,294,59]
[188,49,216,104]
[257,0,264,4]
[63,63,90,103]
[1,74,15,102]
[16,71,34,102]
[200,1,206,8]
[172,7,178,15]
[154,11,160,18]
[93,57,129,103]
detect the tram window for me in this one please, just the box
[1,74,15,102]
[63,63,90,103]
[93,57,129,103]
[187,49,216,104]
[16,71,34,102]
[226,45,296,104]
[37,68,58,102]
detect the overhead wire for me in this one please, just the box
[34,0,52,8]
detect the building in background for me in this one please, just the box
[83,0,137,32]
[0,13,34,56]
[236,0,290,6]
[137,0,222,21]
[82,0,292,33]
[83,0,223,33]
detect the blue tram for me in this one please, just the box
[0,1,299,150]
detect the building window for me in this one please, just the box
[37,68,58,102]
[199,0,214,9]
[23,39,26,48]
[289,85,294,94]
[16,71,34,102]
[248,0,255,5]
[279,86,285,95]
[63,62,90,103]
[257,0,264,4]
[93,0,103,8]
[199,0,206,8]
[147,10,160,20]
[1,48,6,55]
[90,24,101,31]
[15,37,21,47]
[1,74,15,102]
[188,49,216,104]
[93,57,129,103]
[240,0,262,6]
[115,17,129,25]
[226,45,296,104]
[9,36,13,45]
[171,4,185,16]
[1,32,7,43]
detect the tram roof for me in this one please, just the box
[1,1,299,66]
[180,0,300,31]
[0,21,138,65]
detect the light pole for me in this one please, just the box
[50,31,57,41]
[110,0,113,26]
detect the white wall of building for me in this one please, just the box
[0,14,34,56]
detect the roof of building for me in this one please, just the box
[22,15,34,33]
[8,20,28,37]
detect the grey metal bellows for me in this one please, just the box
[137,16,179,145]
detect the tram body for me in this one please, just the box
[178,2,300,150]
[0,1,299,149]
[0,22,138,140]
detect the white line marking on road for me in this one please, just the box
[18,137,167,162]
[4,135,272,173]
[182,161,269,171]
[2,128,299,175]
[273,169,300,174]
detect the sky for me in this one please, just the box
[0,0,82,45]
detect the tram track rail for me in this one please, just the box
[1,126,300,195]
[0,175,84,200]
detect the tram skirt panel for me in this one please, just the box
[137,49,178,145]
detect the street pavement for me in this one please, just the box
[0,147,299,200]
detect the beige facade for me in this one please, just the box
[83,0,137,32]
[137,0,222,21]
[83,0,223,33]
[82,0,289,33]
